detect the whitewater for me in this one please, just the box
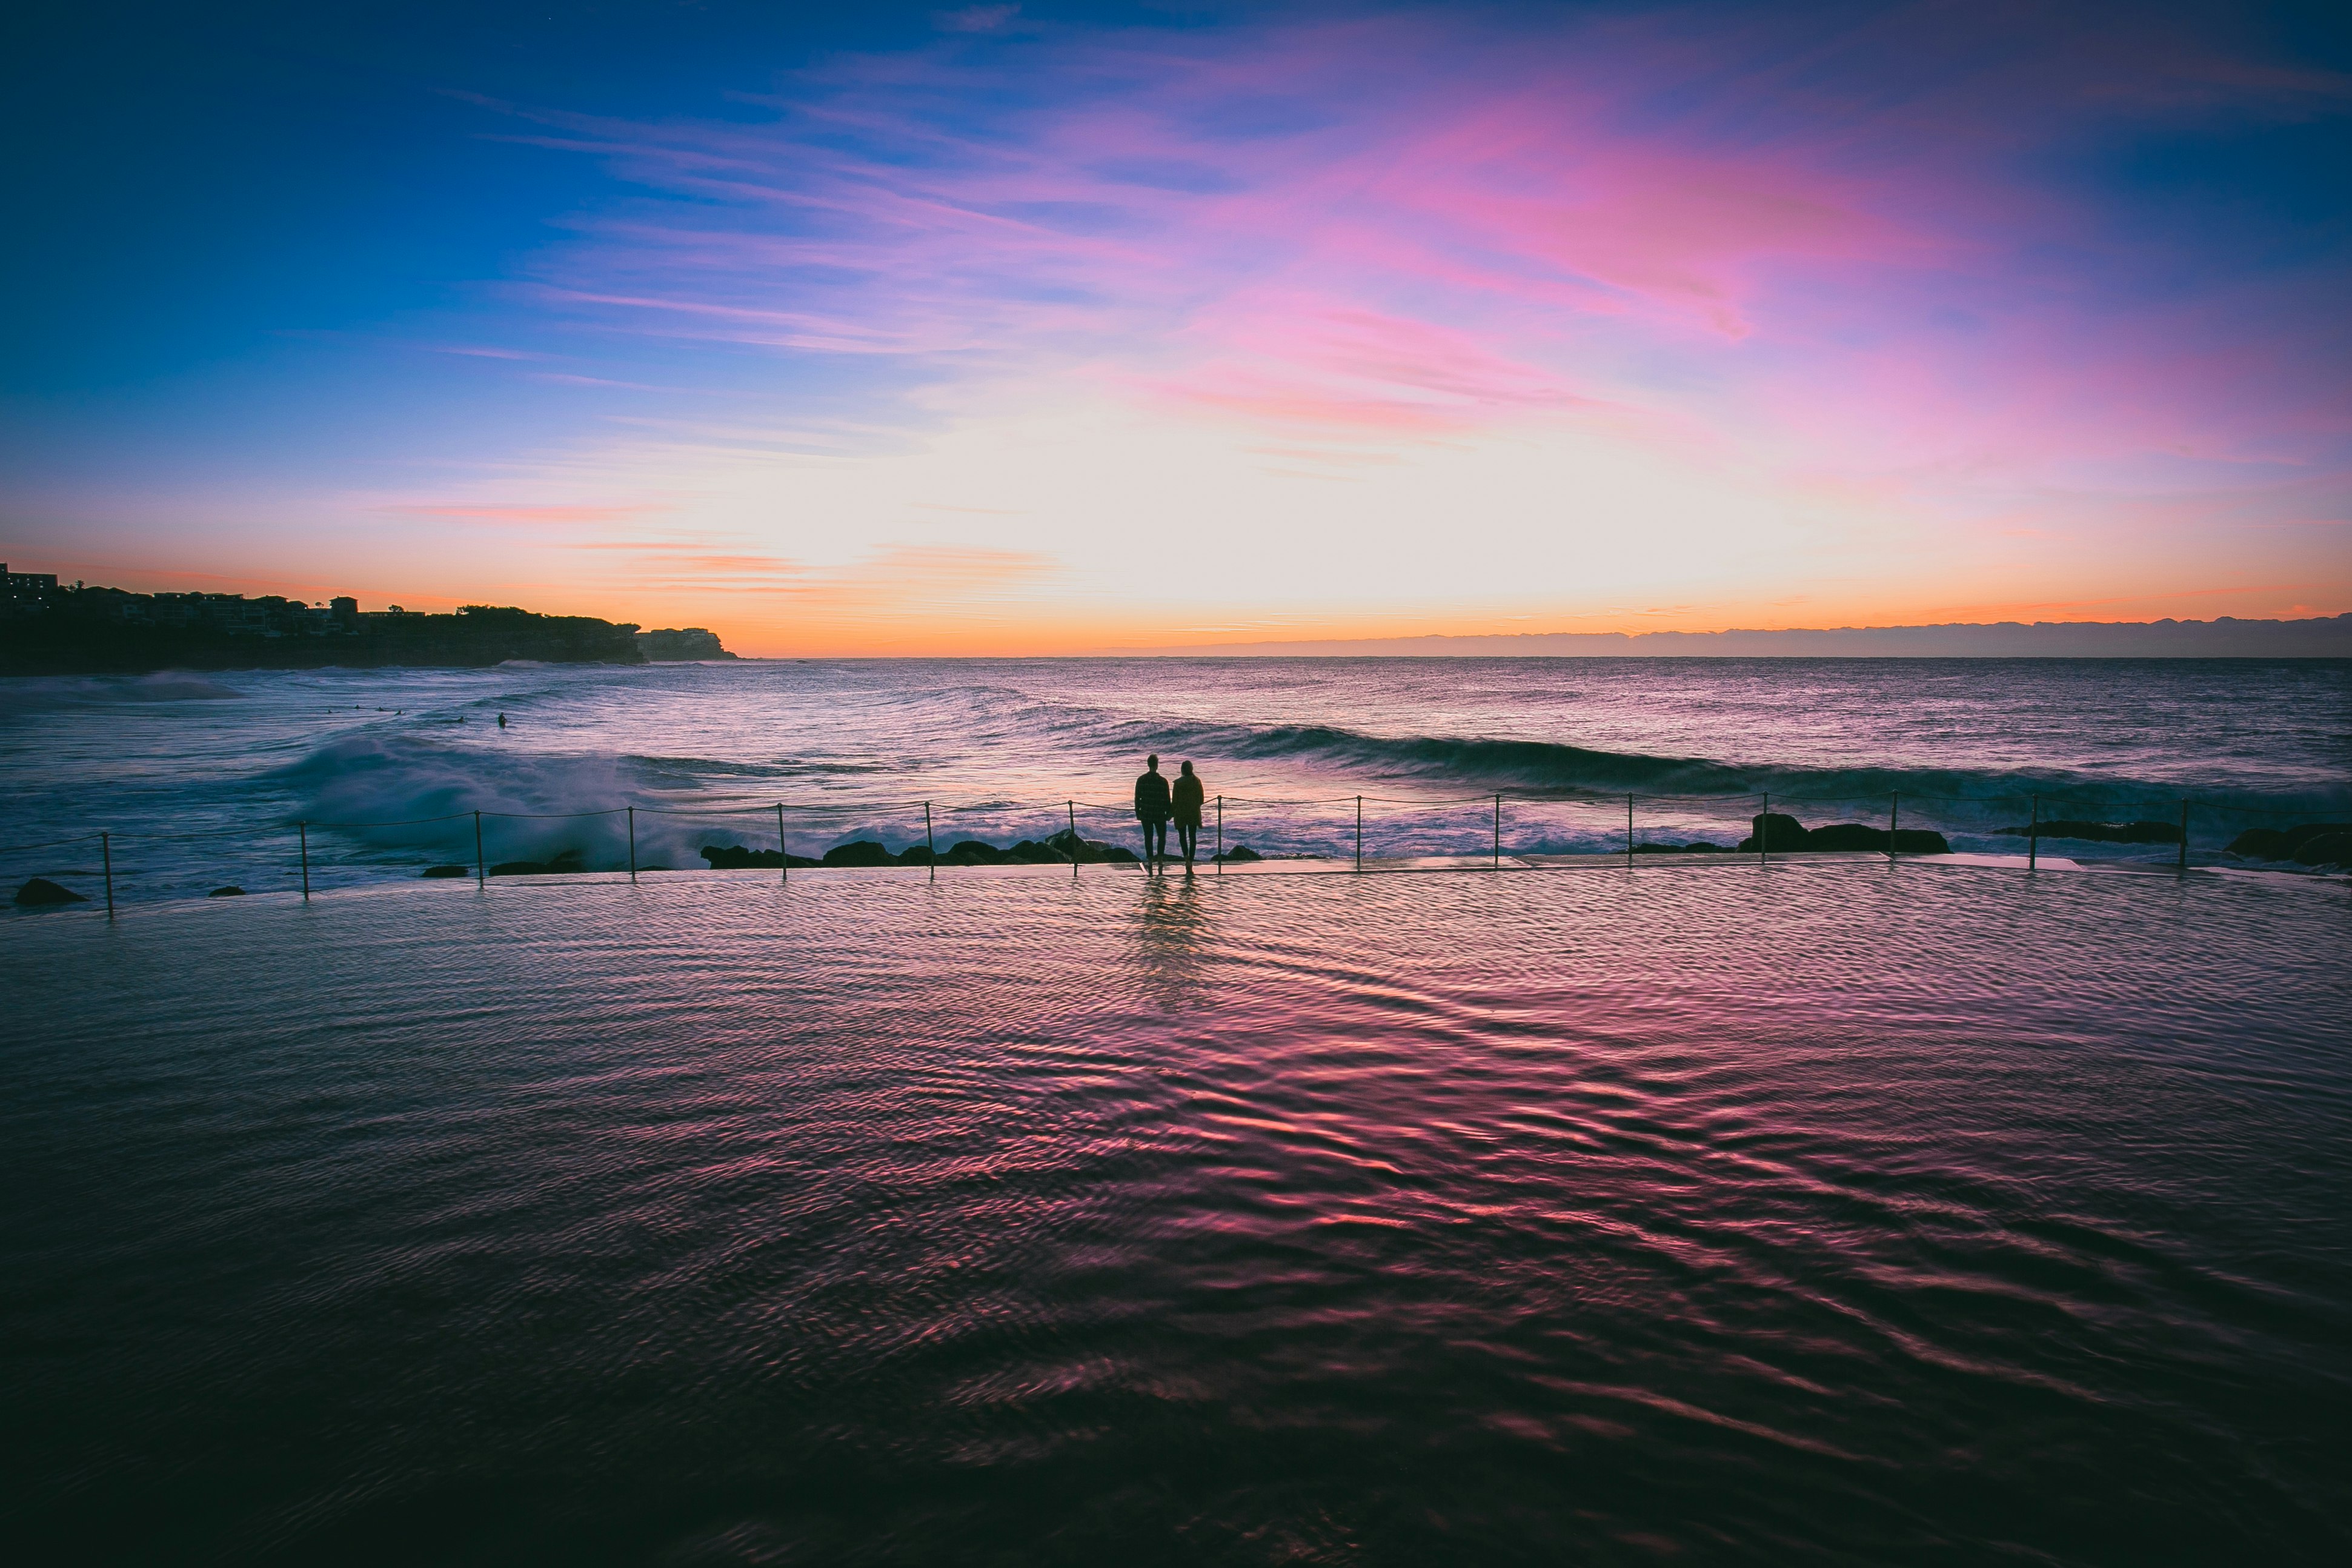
[2,656,2347,903]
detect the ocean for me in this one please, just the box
[2,657,2347,899]
[4,657,2349,1563]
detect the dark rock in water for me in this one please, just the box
[422,865,469,878]
[1045,828,1135,865]
[821,840,895,868]
[1729,817,1952,854]
[1800,823,1953,854]
[1993,819,2182,845]
[946,840,1008,865]
[1006,839,1073,864]
[207,885,245,897]
[15,877,87,906]
[699,845,820,870]
[2293,831,2352,867]
[1735,812,1810,852]
[2226,823,2352,862]
[899,844,937,865]
[488,849,586,877]
[1215,844,1263,862]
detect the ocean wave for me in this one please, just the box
[0,671,244,715]
[1089,719,2345,819]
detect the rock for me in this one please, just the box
[1045,829,1136,865]
[2226,823,2352,862]
[820,840,895,868]
[488,850,585,877]
[1735,812,1810,852]
[1006,839,1073,864]
[899,844,937,865]
[1802,823,1952,853]
[422,865,469,878]
[2293,831,2352,868]
[1215,844,1263,862]
[945,840,1008,865]
[207,885,245,897]
[14,877,87,906]
[1993,819,2182,845]
[699,845,821,869]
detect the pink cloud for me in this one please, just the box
[491,4,2350,480]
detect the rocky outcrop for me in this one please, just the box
[488,850,585,877]
[1733,815,1950,854]
[698,831,1148,869]
[14,877,87,905]
[1735,813,1812,852]
[698,845,822,869]
[634,628,736,661]
[1993,819,2182,845]
[207,885,245,897]
[2226,823,2352,866]
[421,865,469,878]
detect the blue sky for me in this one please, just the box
[4,2,2347,651]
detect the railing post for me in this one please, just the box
[925,801,936,882]
[1215,795,1223,874]
[1355,796,1363,871]
[627,806,636,882]
[1758,792,1769,866]
[2178,798,2189,874]
[1493,792,1501,869]
[299,820,310,901]
[1626,792,1635,868]
[1068,800,1078,877]
[1887,791,1899,863]
[776,803,788,884]
[101,831,114,918]
[474,810,485,888]
[2028,792,2040,871]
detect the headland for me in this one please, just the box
[0,564,734,674]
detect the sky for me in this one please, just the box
[2,0,2348,654]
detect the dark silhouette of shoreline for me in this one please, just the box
[0,567,734,674]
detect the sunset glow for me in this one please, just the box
[5,1,2346,653]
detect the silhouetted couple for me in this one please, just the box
[1133,754,1205,871]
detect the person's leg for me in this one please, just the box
[1151,819,1168,865]
[1177,822,1197,862]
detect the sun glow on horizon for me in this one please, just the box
[3,2,2346,649]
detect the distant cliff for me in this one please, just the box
[636,627,737,661]
[0,578,700,674]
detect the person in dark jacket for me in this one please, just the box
[1171,760,1206,868]
[1134,754,1172,868]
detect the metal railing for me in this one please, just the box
[5,783,2342,916]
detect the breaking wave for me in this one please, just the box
[1094,719,2342,818]
[0,671,244,716]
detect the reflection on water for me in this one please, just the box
[1127,871,1219,1008]
[4,862,2348,1564]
